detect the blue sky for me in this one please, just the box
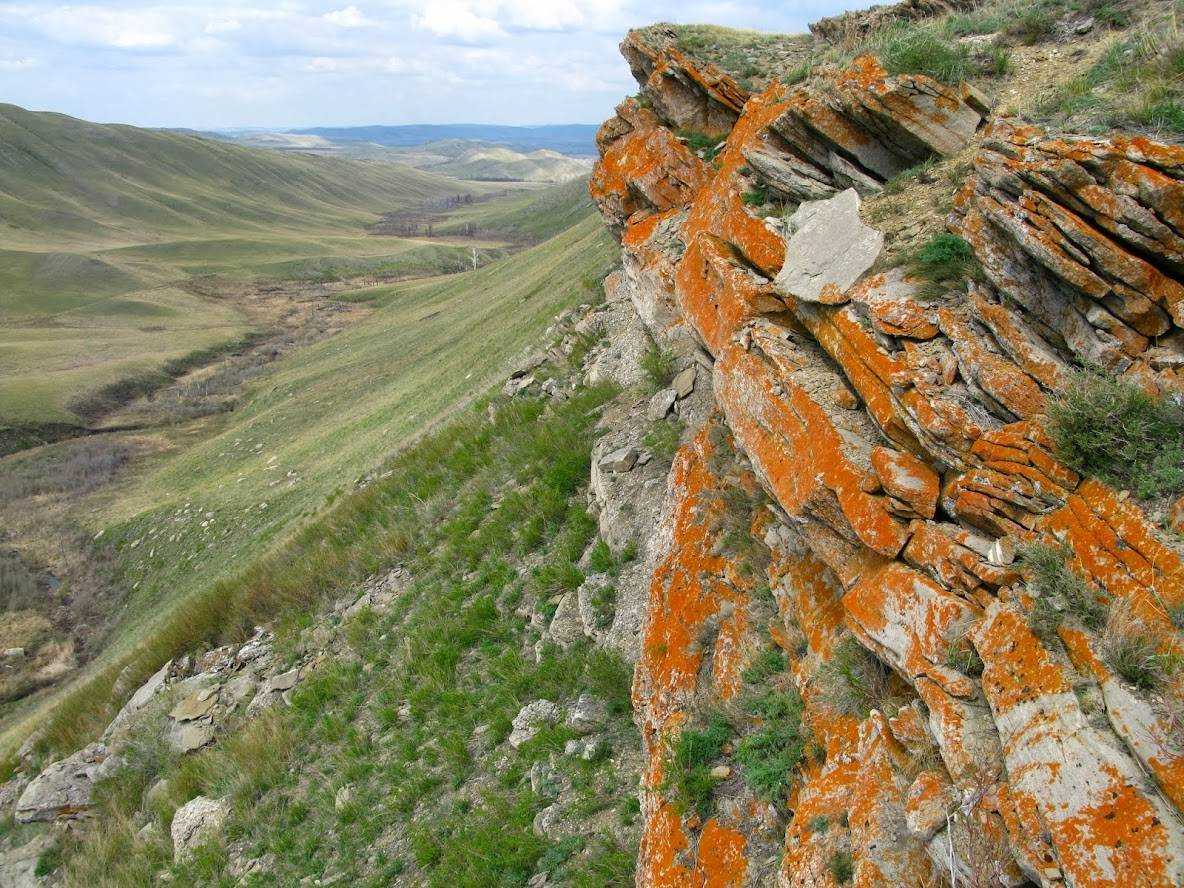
[0,1,864,129]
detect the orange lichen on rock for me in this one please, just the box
[594,23,1184,886]
[973,603,1184,886]
[713,330,909,565]
[634,418,771,888]
[590,97,710,233]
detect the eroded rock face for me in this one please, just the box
[171,795,229,863]
[15,743,120,823]
[592,27,1184,888]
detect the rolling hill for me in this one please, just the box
[0,104,536,441]
[0,103,477,248]
[288,122,599,155]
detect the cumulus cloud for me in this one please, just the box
[411,1,505,42]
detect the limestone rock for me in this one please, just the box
[509,700,560,748]
[598,446,639,474]
[774,190,883,305]
[647,388,677,421]
[546,592,585,649]
[566,694,608,735]
[171,796,229,863]
[15,743,120,823]
[671,366,696,398]
[0,832,54,888]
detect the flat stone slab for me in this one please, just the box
[774,188,882,305]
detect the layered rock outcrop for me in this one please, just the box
[593,26,1184,888]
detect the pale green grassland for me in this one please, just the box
[0,102,527,432]
[0,214,616,777]
[50,381,638,886]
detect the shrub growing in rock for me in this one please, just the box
[640,341,675,391]
[1047,369,1184,499]
[666,714,731,817]
[813,636,891,717]
[908,232,979,300]
[1101,598,1175,691]
[735,690,805,801]
[1020,542,1107,642]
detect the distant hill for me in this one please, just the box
[0,103,474,248]
[423,145,591,182]
[211,131,592,182]
[289,123,599,156]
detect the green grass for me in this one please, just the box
[50,377,639,884]
[1039,11,1184,136]
[665,714,731,818]
[1020,542,1107,642]
[1047,368,1184,499]
[0,215,615,773]
[873,23,974,84]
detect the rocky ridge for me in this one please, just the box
[591,16,1184,888]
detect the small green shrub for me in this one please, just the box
[907,232,979,300]
[640,341,676,391]
[809,814,830,833]
[1047,369,1184,499]
[829,850,855,883]
[875,24,973,85]
[666,714,731,818]
[736,690,805,801]
[678,129,723,161]
[1020,542,1107,642]
[742,647,786,684]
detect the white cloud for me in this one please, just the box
[25,6,181,49]
[0,56,36,70]
[412,1,504,42]
[323,5,371,28]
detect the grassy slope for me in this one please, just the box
[0,213,616,768]
[0,103,504,430]
[438,177,594,243]
[62,385,639,887]
[0,103,476,247]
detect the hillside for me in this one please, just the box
[0,104,535,443]
[0,103,474,247]
[424,145,591,182]
[209,132,593,183]
[290,123,599,156]
[5,0,1184,886]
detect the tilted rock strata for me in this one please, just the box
[593,28,1184,887]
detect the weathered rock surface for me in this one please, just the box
[591,24,1184,888]
[171,795,229,863]
[774,189,883,304]
[15,743,120,823]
